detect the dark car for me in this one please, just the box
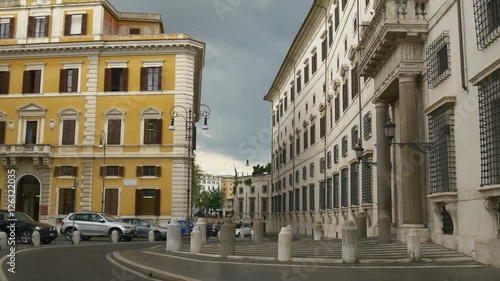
[0,210,58,244]
[118,218,167,240]
[210,223,221,236]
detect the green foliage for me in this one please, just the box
[252,162,271,175]
[244,178,252,186]
[195,187,225,212]
[191,162,204,206]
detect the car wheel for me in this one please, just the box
[123,236,133,242]
[65,228,76,241]
[40,239,53,245]
[154,231,162,241]
[81,236,91,241]
[20,230,33,244]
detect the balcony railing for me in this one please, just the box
[359,0,428,76]
[0,144,53,155]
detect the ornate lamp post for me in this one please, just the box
[169,104,211,234]
[98,131,107,212]
[384,118,434,154]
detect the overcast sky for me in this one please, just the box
[109,0,311,176]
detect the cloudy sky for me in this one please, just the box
[109,0,311,176]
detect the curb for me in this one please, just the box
[111,251,200,281]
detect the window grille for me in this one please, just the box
[319,182,326,210]
[295,170,300,183]
[478,68,500,186]
[295,189,300,211]
[342,135,348,157]
[327,178,333,209]
[441,207,454,235]
[334,145,339,163]
[426,31,451,89]
[351,126,359,149]
[363,112,372,140]
[361,155,373,204]
[350,163,359,206]
[302,187,308,211]
[303,166,307,180]
[474,0,500,50]
[309,184,315,211]
[429,106,457,193]
[289,174,293,186]
[289,191,294,211]
[333,174,340,208]
[341,168,349,207]
[327,151,332,168]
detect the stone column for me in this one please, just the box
[375,99,392,243]
[398,74,423,226]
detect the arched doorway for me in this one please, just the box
[16,175,41,221]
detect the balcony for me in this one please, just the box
[0,144,53,156]
[359,0,428,76]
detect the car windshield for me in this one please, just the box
[236,223,243,228]
[100,213,116,222]
[15,212,34,222]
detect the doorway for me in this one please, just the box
[16,175,41,221]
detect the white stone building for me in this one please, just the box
[265,0,500,267]
[200,174,222,192]
[232,174,270,226]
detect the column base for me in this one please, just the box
[397,224,429,243]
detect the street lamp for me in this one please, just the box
[98,131,106,213]
[169,104,211,234]
[353,140,377,166]
[384,118,434,154]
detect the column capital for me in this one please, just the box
[398,73,418,83]
[374,98,389,108]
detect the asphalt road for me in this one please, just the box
[0,238,161,281]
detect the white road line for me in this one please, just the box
[142,251,484,270]
[106,253,157,281]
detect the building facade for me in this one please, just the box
[221,175,234,217]
[200,174,222,192]
[232,174,270,226]
[0,0,205,226]
[265,0,500,267]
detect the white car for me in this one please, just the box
[216,223,253,240]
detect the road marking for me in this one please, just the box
[112,252,201,281]
[106,253,157,281]
[142,251,485,270]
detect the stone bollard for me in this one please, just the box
[0,232,7,250]
[341,221,357,263]
[378,210,391,243]
[166,219,182,252]
[253,220,264,242]
[111,230,119,243]
[220,218,236,258]
[191,226,202,254]
[32,231,40,247]
[196,218,207,245]
[239,229,245,240]
[72,231,81,245]
[407,229,421,261]
[355,212,367,238]
[148,230,155,242]
[278,225,293,262]
[313,221,323,241]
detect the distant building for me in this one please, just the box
[232,174,270,227]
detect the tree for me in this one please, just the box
[196,187,224,215]
[191,162,204,208]
[252,162,271,175]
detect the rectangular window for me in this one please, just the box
[100,166,124,177]
[58,188,75,215]
[295,170,299,183]
[342,136,348,157]
[333,174,339,208]
[303,130,308,150]
[105,189,119,215]
[250,198,255,214]
[289,191,294,211]
[107,119,122,145]
[342,80,349,111]
[0,18,14,39]
[297,74,302,93]
[310,163,315,177]
[129,28,141,35]
[427,31,451,88]
[310,124,316,145]
[320,158,325,173]
[22,70,41,94]
[302,166,307,180]
[350,163,359,206]
[334,5,340,30]
[137,165,161,177]
[342,0,348,10]
[141,67,162,91]
[104,68,129,92]
[478,68,500,185]
[0,121,5,144]
[135,189,161,216]
[319,182,326,210]
[320,116,326,138]
[61,120,76,145]
[334,145,339,164]
[284,96,288,111]
[309,184,315,211]
[312,52,318,73]
[290,142,294,160]
[290,84,295,101]
[341,168,348,207]
[327,151,332,168]
[335,95,340,122]
[295,189,300,211]
[25,120,37,144]
[363,112,372,140]
[362,155,373,204]
[328,19,333,46]
[327,178,332,209]
[351,68,358,99]
[351,126,359,149]
[59,69,79,93]
[289,174,293,187]
[441,207,454,235]
[144,119,163,144]
[302,187,308,211]
[64,14,87,36]
[262,198,268,213]
[353,15,358,33]
[54,166,78,177]
[304,63,310,84]
[321,36,327,61]
[473,0,500,49]
[28,16,49,38]
[282,193,286,213]
[296,136,300,155]
[0,71,9,95]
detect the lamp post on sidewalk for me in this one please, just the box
[169,104,211,234]
[98,130,107,213]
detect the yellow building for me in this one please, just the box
[0,0,205,225]
[220,175,234,217]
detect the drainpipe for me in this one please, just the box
[457,0,468,91]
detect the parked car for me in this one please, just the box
[60,212,137,241]
[210,223,221,236]
[118,218,167,240]
[235,223,253,237]
[0,210,58,244]
[168,220,195,236]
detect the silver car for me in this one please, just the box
[60,212,137,241]
[118,218,167,240]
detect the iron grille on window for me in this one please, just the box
[333,174,340,208]
[282,193,287,212]
[342,136,348,157]
[302,187,308,211]
[478,68,500,186]
[351,126,359,149]
[319,182,326,210]
[295,170,300,183]
[320,158,325,173]
[295,189,300,211]
[341,169,348,207]
[361,155,374,204]
[342,80,349,110]
[426,31,451,89]
[310,163,315,177]
[350,163,359,206]
[327,151,332,168]
[327,178,333,209]
[289,174,293,186]
[441,207,454,235]
[289,191,294,211]
[474,0,500,50]
[334,145,339,163]
[363,112,372,140]
[309,185,315,211]
[429,106,457,193]
[303,166,307,180]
